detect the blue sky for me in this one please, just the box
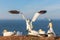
[0,0,60,20]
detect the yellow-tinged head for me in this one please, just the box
[3,29,8,33]
[39,29,43,32]
[49,22,53,28]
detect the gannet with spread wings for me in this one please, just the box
[21,10,47,36]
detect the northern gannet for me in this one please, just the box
[28,30,39,36]
[3,29,16,36]
[38,29,46,37]
[47,19,56,37]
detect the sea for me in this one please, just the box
[0,20,60,36]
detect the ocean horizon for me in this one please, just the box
[0,19,60,36]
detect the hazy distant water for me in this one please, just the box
[0,20,60,36]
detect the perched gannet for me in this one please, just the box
[47,19,56,37]
[28,30,39,36]
[38,29,46,37]
[21,13,39,36]
[3,29,16,36]
[21,14,33,31]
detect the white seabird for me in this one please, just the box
[47,19,56,37]
[28,30,39,36]
[38,29,46,37]
[3,29,16,36]
[21,14,39,36]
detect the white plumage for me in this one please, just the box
[47,19,56,37]
[3,32,14,36]
[32,13,41,22]
[28,30,39,36]
[20,10,46,36]
[3,30,15,36]
[38,29,46,34]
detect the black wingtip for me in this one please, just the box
[38,10,47,14]
[9,10,20,14]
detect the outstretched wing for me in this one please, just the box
[32,10,47,22]
[21,13,26,20]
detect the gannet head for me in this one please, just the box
[49,22,53,28]
[39,29,43,32]
[48,18,52,22]
[3,29,8,33]
[38,29,45,34]
[26,19,31,22]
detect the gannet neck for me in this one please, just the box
[49,22,53,28]
[26,19,33,31]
